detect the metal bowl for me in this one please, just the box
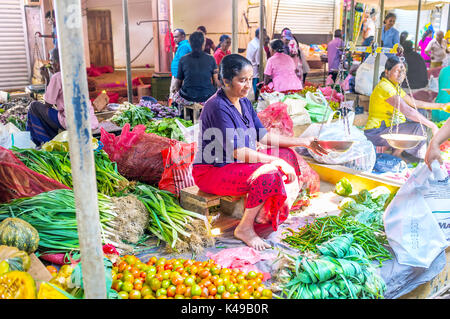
[381,133,426,150]
[316,140,354,153]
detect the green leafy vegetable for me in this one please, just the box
[145,118,193,141]
[335,177,353,196]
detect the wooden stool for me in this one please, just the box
[183,103,203,124]
[179,185,245,217]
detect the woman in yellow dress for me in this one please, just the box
[364,56,450,161]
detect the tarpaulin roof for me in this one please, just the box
[357,0,450,10]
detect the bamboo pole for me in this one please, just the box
[372,0,384,91]
[259,0,264,81]
[123,0,133,102]
[414,0,422,51]
[53,0,107,299]
[232,0,238,54]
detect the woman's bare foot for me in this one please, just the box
[234,224,271,250]
[255,207,269,224]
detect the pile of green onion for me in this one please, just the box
[0,189,119,253]
[13,147,129,196]
[133,184,210,250]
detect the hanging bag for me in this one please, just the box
[383,162,449,268]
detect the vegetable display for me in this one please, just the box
[145,117,193,141]
[282,215,391,265]
[111,104,155,128]
[138,100,179,119]
[278,234,386,299]
[133,184,214,253]
[111,255,272,299]
[13,147,130,196]
[0,189,119,253]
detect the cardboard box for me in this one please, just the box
[27,254,52,290]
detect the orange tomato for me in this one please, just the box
[118,261,127,273]
[116,273,123,280]
[46,265,57,275]
[167,285,177,297]
[175,284,186,295]
[199,270,211,279]
[208,285,217,296]
[139,271,147,279]
[239,290,251,299]
[134,282,143,291]
[222,291,231,299]
[200,287,209,298]
[130,268,140,278]
[156,265,164,273]
[175,266,184,273]
[184,286,192,297]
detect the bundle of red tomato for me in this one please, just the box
[111,255,273,300]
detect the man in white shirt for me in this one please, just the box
[362,9,376,47]
[425,30,449,68]
[246,28,266,100]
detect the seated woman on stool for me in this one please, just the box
[172,31,221,121]
[26,48,99,146]
[192,54,328,250]
[263,39,303,93]
[364,56,449,161]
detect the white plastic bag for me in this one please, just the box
[355,53,388,96]
[383,162,449,268]
[175,118,200,144]
[0,123,36,149]
[422,161,450,241]
[256,92,285,112]
[283,96,311,126]
[300,111,376,171]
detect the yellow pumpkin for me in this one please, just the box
[0,271,36,299]
[37,282,69,299]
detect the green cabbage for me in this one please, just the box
[335,178,353,197]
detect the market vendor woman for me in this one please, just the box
[26,48,99,146]
[364,56,449,160]
[192,54,327,250]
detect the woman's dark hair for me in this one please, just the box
[189,31,205,57]
[219,54,252,84]
[384,12,396,24]
[380,56,403,79]
[400,31,408,45]
[216,35,231,52]
[422,28,432,42]
[45,10,55,19]
[402,40,414,53]
[270,39,284,53]
[197,26,207,34]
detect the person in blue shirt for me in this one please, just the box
[381,13,400,50]
[169,29,191,100]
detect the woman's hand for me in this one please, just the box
[425,140,443,170]
[430,123,440,136]
[271,159,297,184]
[297,136,329,156]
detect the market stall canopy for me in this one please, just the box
[357,0,450,10]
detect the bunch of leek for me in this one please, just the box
[0,189,120,253]
[133,184,211,251]
[13,147,129,196]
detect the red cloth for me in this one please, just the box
[193,147,301,231]
[165,31,175,53]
